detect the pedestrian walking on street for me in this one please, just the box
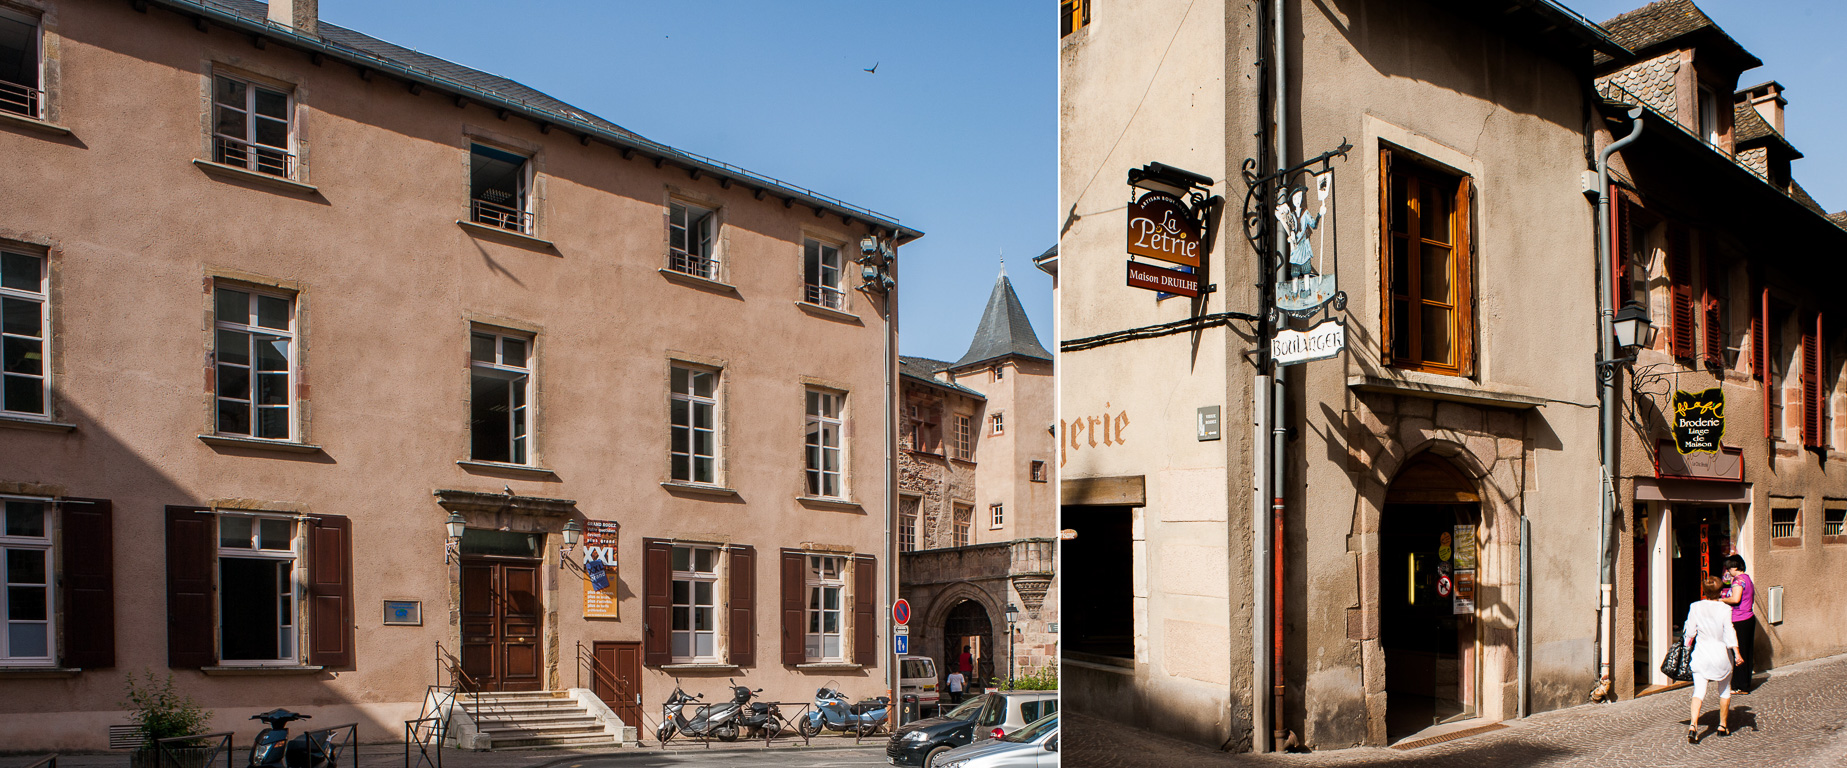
[1721,554,1756,694]
[959,646,973,676]
[946,670,966,705]
[1683,575,1742,742]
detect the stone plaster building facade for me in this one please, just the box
[0,0,915,751]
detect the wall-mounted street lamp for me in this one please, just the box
[559,518,581,569]
[444,511,466,564]
[1598,302,1657,382]
[1005,602,1020,687]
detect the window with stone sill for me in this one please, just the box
[1,497,52,664]
[470,143,533,234]
[1382,150,1473,376]
[990,412,1004,436]
[671,365,719,484]
[670,545,719,662]
[952,504,972,548]
[216,513,299,664]
[470,329,532,465]
[0,8,43,119]
[990,502,1004,529]
[2,249,47,417]
[952,414,973,460]
[804,238,845,310]
[212,73,295,179]
[806,389,845,498]
[669,202,719,280]
[805,555,845,662]
[899,499,919,553]
[215,286,295,441]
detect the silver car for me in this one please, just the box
[933,712,1058,768]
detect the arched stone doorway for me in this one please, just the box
[1381,452,1485,741]
[944,599,996,689]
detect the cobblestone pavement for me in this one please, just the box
[6,738,888,768]
[1066,654,1847,767]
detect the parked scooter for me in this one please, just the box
[248,709,336,768]
[656,679,744,743]
[729,683,783,740]
[797,684,889,737]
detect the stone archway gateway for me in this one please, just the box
[944,599,996,687]
[1380,452,1486,741]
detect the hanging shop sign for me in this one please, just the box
[1271,318,1345,365]
[1126,191,1202,268]
[1126,260,1200,297]
[1655,440,1744,482]
[582,519,620,619]
[1670,387,1725,455]
[1274,170,1338,316]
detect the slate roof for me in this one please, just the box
[1595,0,1759,70]
[1829,212,1847,230]
[1790,182,1827,217]
[953,271,1052,368]
[899,356,984,399]
[1733,103,1800,158]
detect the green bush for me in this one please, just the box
[122,670,214,748]
[990,666,1058,691]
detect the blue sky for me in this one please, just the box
[318,1,1056,365]
[1562,0,1845,212]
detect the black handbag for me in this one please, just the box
[1661,638,1695,682]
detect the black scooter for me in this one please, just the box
[248,709,336,768]
[729,683,783,740]
[656,680,743,743]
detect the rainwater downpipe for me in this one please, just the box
[1269,0,1289,752]
[1518,515,1531,718]
[1595,108,1645,691]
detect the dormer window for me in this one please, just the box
[1698,85,1720,147]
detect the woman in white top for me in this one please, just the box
[1683,574,1741,742]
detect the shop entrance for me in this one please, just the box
[1639,502,1740,689]
[1381,454,1482,741]
[1062,505,1133,661]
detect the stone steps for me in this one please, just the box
[454,690,619,750]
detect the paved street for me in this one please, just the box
[5,739,891,768]
[1067,653,1847,767]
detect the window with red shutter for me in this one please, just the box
[780,549,804,666]
[1668,227,1697,361]
[852,555,876,666]
[60,498,115,669]
[727,545,754,667]
[1703,260,1727,369]
[1803,312,1826,448]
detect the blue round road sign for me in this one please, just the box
[893,599,912,625]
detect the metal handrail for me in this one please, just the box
[212,134,295,178]
[470,198,534,234]
[667,251,718,280]
[573,641,661,746]
[303,723,356,768]
[804,283,845,310]
[0,79,41,119]
[403,716,443,768]
[153,730,234,768]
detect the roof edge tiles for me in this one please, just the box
[144,0,921,243]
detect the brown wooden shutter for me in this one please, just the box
[1703,259,1726,369]
[852,554,877,666]
[642,539,671,666]
[1378,148,1394,365]
[780,549,804,665]
[165,507,215,668]
[60,498,115,669]
[306,514,354,668]
[1611,192,1625,309]
[1668,226,1697,360]
[726,544,755,667]
[1454,176,1476,377]
[1752,284,1768,382]
[1803,312,1825,448]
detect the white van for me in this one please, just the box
[899,655,940,714]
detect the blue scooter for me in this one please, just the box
[796,685,889,737]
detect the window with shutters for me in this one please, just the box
[1,497,51,664]
[1801,311,1826,449]
[670,545,718,662]
[803,238,845,310]
[671,365,719,484]
[212,73,295,179]
[470,329,533,465]
[1666,226,1699,362]
[668,201,719,280]
[216,514,299,664]
[1704,258,1738,370]
[805,389,845,498]
[1382,152,1473,375]
[215,285,295,440]
[1768,301,1792,441]
[0,8,42,119]
[2,248,48,417]
[804,555,845,661]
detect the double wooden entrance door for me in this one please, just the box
[461,557,542,691]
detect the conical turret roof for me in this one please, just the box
[954,269,1051,367]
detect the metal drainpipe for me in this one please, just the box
[1270,0,1290,752]
[888,246,901,714]
[1595,108,1645,692]
[1518,515,1531,718]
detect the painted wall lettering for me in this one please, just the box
[1061,404,1130,466]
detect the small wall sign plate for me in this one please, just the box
[383,600,422,626]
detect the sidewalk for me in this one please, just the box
[2,734,889,768]
[1065,653,1847,767]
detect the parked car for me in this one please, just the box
[900,655,941,715]
[884,693,989,767]
[930,712,1058,768]
[971,689,1057,741]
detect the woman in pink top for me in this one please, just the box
[1720,555,1754,695]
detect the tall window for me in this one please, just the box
[670,546,717,661]
[990,502,1005,529]
[215,286,294,440]
[212,74,293,178]
[1384,153,1472,374]
[2,249,47,416]
[0,8,39,118]
[1,498,51,664]
[669,202,718,279]
[953,504,972,547]
[1698,85,1720,146]
[671,366,718,484]
[952,414,973,460]
[990,412,1005,436]
[804,238,844,310]
[470,144,532,233]
[470,330,532,464]
[806,389,844,498]
[1060,0,1090,37]
[217,514,297,663]
[899,498,918,553]
[805,555,845,661]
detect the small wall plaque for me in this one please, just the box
[383,600,422,626]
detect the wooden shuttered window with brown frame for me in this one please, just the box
[1611,190,1630,311]
[780,549,805,665]
[165,507,216,668]
[1758,287,1771,439]
[1802,312,1826,449]
[642,538,672,666]
[1703,259,1727,370]
[1667,226,1698,362]
[1380,148,1474,376]
[726,544,755,667]
[305,514,353,668]
[852,554,876,666]
[60,498,115,669]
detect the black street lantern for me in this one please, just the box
[1613,302,1656,350]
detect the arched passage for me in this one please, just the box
[1381,452,1485,740]
[943,599,996,689]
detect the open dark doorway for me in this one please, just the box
[1381,454,1482,741]
[944,599,994,688]
[1062,505,1132,661]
